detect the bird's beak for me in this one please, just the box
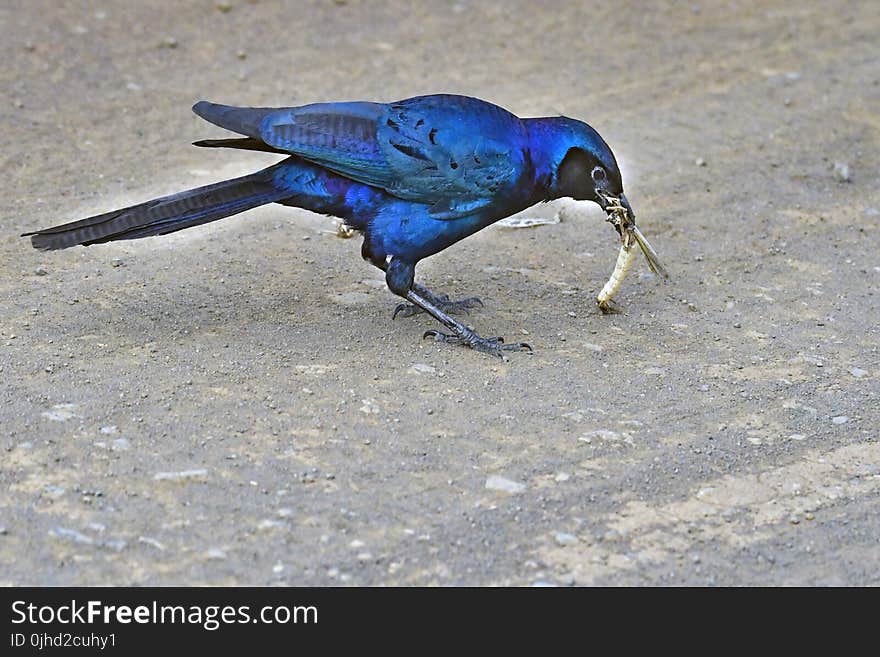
[618,193,635,224]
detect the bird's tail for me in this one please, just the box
[23,167,290,251]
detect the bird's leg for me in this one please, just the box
[385,258,530,358]
[393,283,484,319]
[361,246,482,318]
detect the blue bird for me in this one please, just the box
[24,94,666,356]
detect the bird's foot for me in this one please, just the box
[393,292,483,319]
[398,281,528,359]
[423,329,531,359]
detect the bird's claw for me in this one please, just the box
[393,295,484,319]
[451,295,484,310]
[393,303,420,319]
[422,329,532,358]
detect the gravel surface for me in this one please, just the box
[1,0,878,585]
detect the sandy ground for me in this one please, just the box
[1,0,878,586]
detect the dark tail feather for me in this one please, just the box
[192,101,277,140]
[193,137,289,155]
[23,169,288,251]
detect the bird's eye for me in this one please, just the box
[591,166,607,183]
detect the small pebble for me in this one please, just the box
[138,536,165,550]
[111,438,130,451]
[695,157,706,167]
[831,416,849,425]
[579,429,620,443]
[34,266,48,276]
[153,468,208,481]
[41,403,79,422]
[553,532,578,546]
[257,519,285,531]
[485,475,526,494]
[159,36,178,49]
[833,162,850,183]
[102,538,127,552]
[44,485,66,498]
[50,527,93,545]
[849,367,868,378]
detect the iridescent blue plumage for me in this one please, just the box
[195,95,532,219]
[25,94,638,356]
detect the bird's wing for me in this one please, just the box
[194,95,530,219]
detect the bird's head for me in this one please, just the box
[531,116,668,277]
[548,118,632,226]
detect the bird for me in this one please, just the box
[23,94,666,357]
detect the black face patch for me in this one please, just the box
[557,148,597,201]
